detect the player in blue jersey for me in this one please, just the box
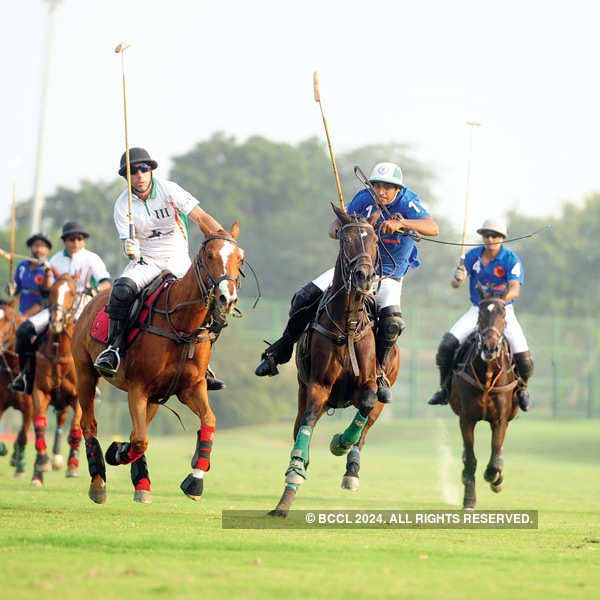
[8,233,53,317]
[427,218,534,411]
[254,162,440,403]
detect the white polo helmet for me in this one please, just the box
[369,162,404,187]
[477,218,508,238]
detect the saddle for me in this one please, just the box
[296,288,377,409]
[90,271,176,347]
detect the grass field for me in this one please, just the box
[0,416,598,599]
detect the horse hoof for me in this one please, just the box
[330,433,350,457]
[464,506,475,511]
[89,486,107,504]
[268,509,288,518]
[134,489,152,504]
[341,475,359,491]
[491,479,504,493]
[180,473,204,500]
[36,454,52,472]
[14,470,26,478]
[65,467,79,478]
[52,454,64,470]
[31,477,42,487]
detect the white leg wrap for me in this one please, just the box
[192,468,205,479]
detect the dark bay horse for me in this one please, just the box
[270,205,399,517]
[0,302,33,477]
[31,272,84,486]
[72,223,244,505]
[449,284,519,509]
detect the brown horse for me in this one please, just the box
[0,302,33,477]
[72,223,244,505]
[449,285,520,509]
[31,272,84,486]
[270,205,400,517]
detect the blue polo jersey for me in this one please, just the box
[345,188,430,278]
[464,245,524,305]
[14,260,46,313]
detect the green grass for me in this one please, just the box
[0,417,598,599]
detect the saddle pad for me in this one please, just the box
[90,284,165,347]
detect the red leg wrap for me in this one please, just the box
[193,426,214,471]
[126,445,144,463]
[34,416,47,452]
[134,477,151,491]
[68,429,83,449]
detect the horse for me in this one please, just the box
[449,283,520,509]
[30,271,84,486]
[71,223,244,505]
[270,204,400,517]
[0,302,33,477]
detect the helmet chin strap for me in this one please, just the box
[132,178,153,197]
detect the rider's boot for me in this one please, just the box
[255,283,322,377]
[206,312,226,390]
[8,321,36,395]
[514,350,534,412]
[374,306,405,404]
[94,278,137,378]
[428,333,460,405]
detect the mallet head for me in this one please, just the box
[313,71,320,102]
[114,42,132,54]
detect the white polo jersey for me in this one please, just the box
[114,178,199,267]
[49,247,111,292]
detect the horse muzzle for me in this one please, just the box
[215,280,239,314]
[352,266,376,294]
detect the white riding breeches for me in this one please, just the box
[449,304,529,353]
[311,268,403,310]
[121,255,191,292]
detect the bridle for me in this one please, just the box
[337,218,380,295]
[0,307,18,377]
[48,276,81,334]
[476,297,506,362]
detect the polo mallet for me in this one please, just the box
[313,72,344,210]
[115,42,136,258]
[0,248,38,264]
[9,182,16,281]
[459,121,481,266]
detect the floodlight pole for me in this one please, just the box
[31,0,61,234]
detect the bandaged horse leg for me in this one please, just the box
[460,416,477,509]
[66,428,83,477]
[330,386,376,456]
[484,420,508,493]
[85,436,107,504]
[374,306,405,404]
[131,455,152,504]
[31,404,51,487]
[51,407,68,471]
[255,282,323,377]
[12,418,30,477]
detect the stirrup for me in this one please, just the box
[94,346,121,378]
[255,353,279,377]
[8,372,27,394]
[206,366,226,391]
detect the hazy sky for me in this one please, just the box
[3,0,599,239]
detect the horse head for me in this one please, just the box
[48,271,81,334]
[476,281,507,362]
[332,203,381,295]
[0,301,18,350]
[196,221,244,315]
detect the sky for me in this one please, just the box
[3,0,600,240]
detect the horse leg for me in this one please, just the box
[460,416,477,509]
[13,400,33,478]
[77,361,106,504]
[485,420,508,493]
[177,380,215,501]
[270,381,328,517]
[65,399,83,478]
[51,407,69,471]
[342,398,383,492]
[130,403,158,505]
[31,389,52,486]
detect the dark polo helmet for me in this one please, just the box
[61,221,90,239]
[118,147,158,176]
[26,232,52,249]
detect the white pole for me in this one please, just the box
[31,0,61,234]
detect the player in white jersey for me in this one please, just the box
[93,148,227,389]
[9,222,112,394]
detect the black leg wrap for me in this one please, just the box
[180,473,204,498]
[105,441,131,466]
[359,387,377,418]
[345,448,361,478]
[85,437,106,481]
[131,455,150,487]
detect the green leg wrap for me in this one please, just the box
[340,412,368,447]
[0,441,7,456]
[285,425,312,482]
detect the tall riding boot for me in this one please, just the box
[94,278,137,378]
[514,351,534,411]
[8,321,37,394]
[428,333,460,405]
[374,306,405,404]
[255,282,323,377]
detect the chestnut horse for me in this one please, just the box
[72,223,244,505]
[270,205,400,517]
[449,285,519,509]
[31,272,84,486]
[0,302,33,477]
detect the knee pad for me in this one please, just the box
[289,282,322,317]
[377,305,405,343]
[15,321,36,354]
[107,278,138,320]
[436,333,459,369]
[514,351,534,380]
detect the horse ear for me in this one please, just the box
[229,221,240,240]
[476,281,489,299]
[367,208,381,227]
[331,203,349,224]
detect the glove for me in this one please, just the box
[38,259,51,272]
[124,238,141,260]
[6,281,17,296]
[453,265,467,284]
